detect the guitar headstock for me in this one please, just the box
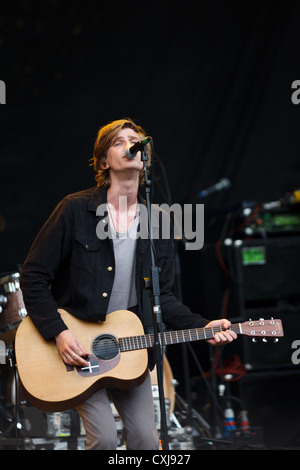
[241,318,284,338]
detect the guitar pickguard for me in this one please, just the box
[66,353,121,377]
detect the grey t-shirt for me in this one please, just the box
[106,216,138,314]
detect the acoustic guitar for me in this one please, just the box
[14,309,283,412]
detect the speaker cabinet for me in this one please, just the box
[232,236,300,303]
[228,236,300,370]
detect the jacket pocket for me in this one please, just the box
[71,230,103,273]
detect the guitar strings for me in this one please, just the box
[89,322,280,356]
[90,324,242,356]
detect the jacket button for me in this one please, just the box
[102,292,108,298]
[107,266,113,272]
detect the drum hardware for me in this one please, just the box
[1,273,27,319]
[0,362,23,448]
[7,345,16,369]
[0,273,27,335]
[0,295,7,314]
[0,341,6,365]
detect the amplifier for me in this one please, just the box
[231,236,300,302]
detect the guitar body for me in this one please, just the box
[15,309,148,412]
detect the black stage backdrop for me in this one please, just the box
[1,0,300,449]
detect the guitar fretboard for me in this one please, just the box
[118,323,242,352]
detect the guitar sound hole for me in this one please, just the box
[92,334,119,360]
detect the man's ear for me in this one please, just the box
[101,161,109,170]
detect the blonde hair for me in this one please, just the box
[93,118,151,188]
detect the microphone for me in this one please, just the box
[124,136,152,159]
[198,178,231,198]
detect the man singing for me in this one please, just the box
[20,118,237,450]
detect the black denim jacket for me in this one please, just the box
[20,186,208,341]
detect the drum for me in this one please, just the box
[0,273,27,334]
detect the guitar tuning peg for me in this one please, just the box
[252,338,256,342]
[273,338,279,343]
[262,338,268,342]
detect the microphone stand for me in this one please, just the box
[141,146,169,450]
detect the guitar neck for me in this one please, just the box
[119,323,242,352]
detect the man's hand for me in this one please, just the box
[205,319,237,346]
[54,330,90,367]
